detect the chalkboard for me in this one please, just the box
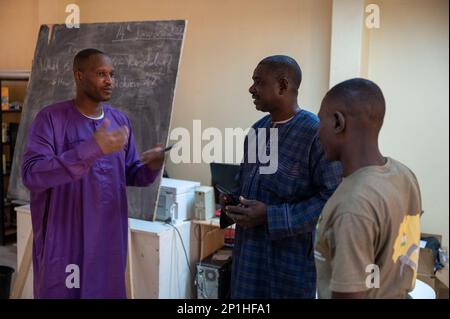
[8,20,186,220]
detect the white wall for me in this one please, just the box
[366,0,449,248]
[329,0,365,86]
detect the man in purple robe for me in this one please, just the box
[22,48,164,299]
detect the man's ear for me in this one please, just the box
[334,111,345,133]
[278,77,289,95]
[74,70,82,82]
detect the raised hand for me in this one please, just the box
[93,118,129,155]
[140,144,165,170]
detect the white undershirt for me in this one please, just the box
[272,115,295,125]
[80,108,105,120]
[271,109,301,127]
[271,114,297,127]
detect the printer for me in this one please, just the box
[155,178,201,223]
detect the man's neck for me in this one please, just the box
[74,95,103,117]
[269,102,300,122]
[340,140,386,177]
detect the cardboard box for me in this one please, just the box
[435,263,449,299]
[417,232,448,298]
[418,246,435,277]
[436,264,449,288]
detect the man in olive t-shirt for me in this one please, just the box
[314,78,422,299]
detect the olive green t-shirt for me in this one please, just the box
[315,158,422,299]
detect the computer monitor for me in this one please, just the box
[210,163,240,203]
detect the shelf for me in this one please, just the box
[1,109,22,113]
[0,70,30,81]
[11,199,29,206]
[3,199,27,207]
[4,227,16,237]
[1,71,28,246]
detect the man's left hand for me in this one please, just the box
[140,145,165,170]
[225,197,268,229]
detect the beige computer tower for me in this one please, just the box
[194,186,216,220]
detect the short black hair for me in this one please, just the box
[258,55,302,94]
[325,78,386,128]
[73,48,107,71]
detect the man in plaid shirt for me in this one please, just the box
[223,55,342,298]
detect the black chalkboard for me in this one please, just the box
[8,20,186,220]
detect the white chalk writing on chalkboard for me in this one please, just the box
[116,75,159,89]
[111,52,172,73]
[113,23,184,42]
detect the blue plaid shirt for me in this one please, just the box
[231,109,343,298]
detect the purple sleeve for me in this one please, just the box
[124,119,160,187]
[22,111,104,193]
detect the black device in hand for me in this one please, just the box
[215,184,240,206]
[216,184,241,229]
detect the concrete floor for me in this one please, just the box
[0,243,18,293]
[0,243,17,270]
